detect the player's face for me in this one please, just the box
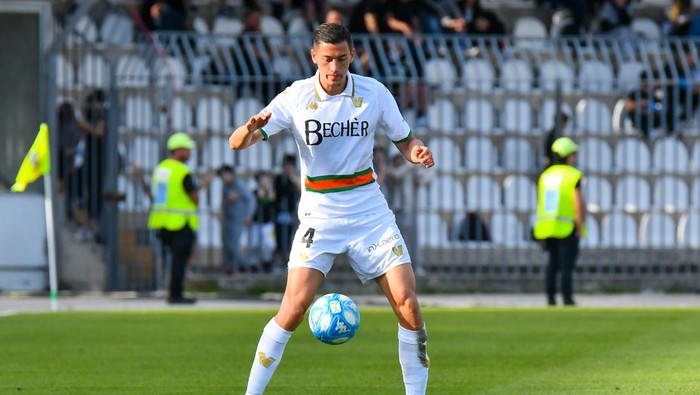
[311,41,355,95]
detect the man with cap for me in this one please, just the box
[148,132,211,304]
[533,137,586,306]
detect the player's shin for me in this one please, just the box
[398,324,430,395]
[245,318,293,395]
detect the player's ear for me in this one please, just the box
[310,48,317,64]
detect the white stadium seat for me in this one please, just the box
[578,138,613,173]
[500,59,533,93]
[417,213,450,247]
[652,176,689,213]
[577,60,615,94]
[196,96,232,133]
[500,99,534,134]
[501,137,535,172]
[416,174,466,212]
[503,175,537,212]
[462,58,495,92]
[463,99,496,134]
[424,58,458,92]
[614,175,651,212]
[639,212,677,248]
[538,59,575,93]
[583,175,613,213]
[464,137,498,171]
[601,210,638,247]
[427,99,458,133]
[678,212,700,248]
[614,137,651,173]
[575,98,612,135]
[490,210,527,246]
[465,175,502,211]
[652,137,690,174]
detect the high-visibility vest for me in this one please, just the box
[533,164,585,240]
[147,159,199,231]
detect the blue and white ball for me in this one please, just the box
[308,293,360,345]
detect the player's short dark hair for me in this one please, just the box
[312,22,352,50]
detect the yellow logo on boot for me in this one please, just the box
[258,352,276,368]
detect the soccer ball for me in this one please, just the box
[308,293,360,345]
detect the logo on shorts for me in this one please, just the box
[299,252,309,261]
[367,234,400,253]
[392,245,404,256]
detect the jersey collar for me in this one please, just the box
[313,70,355,102]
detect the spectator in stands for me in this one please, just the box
[324,8,345,25]
[218,164,256,275]
[74,89,107,242]
[57,100,80,223]
[542,108,571,169]
[139,0,186,31]
[592,0,635,39]
[347,0,389,75]
[438,0,505,36]
[624,47,700,138]
[537,0,601,35]
[249,171,277,273]
[663,0,700,37]
[273,155,301,272]
[533,137,586,307]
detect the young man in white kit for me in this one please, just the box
[229,22,435,395]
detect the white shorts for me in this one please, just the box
[287,210,412,284]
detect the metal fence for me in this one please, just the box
[49,9,700,292]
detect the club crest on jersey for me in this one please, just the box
[392,245,404,256]
[352,96,363,108]
[308,101,318,110]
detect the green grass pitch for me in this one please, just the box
[2,307,700,394]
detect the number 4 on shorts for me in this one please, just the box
[301,228,315,248]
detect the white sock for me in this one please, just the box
[245,318,293,395]
[398,324,430,395]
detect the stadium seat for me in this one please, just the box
[617,61,646,92]
[196,96,232,133]
[124,95,154,131]
[465,175,502,211]
[689,140,700,172]
[462,58,495,92]
[66,15,98,46]
[693,178,700,207]
[614,137,651,173]
[428,137,465,174]
[601,210,638,247]
[538,99,573,133]
[117,174,150,211]
[513,16,548,51]
[78,53,110,88]
[424,57,458,92]
[678,212,700,248]
[274,136,298,167]
[128,135,161,170]
[464,137,498,171]
[416,213,449,247]
[192,16,209,34]
[463,98,496,134]
[614,175,651,212]
[489,210,527,246]
[501,137,535,172]
[55,54,74,88]
[500,59,533,93]
[639,212,677,248]
[538,59,575,93]
[154,56,187,89]
[632,17,662,40]
[260,15,285,35]
[100,12,134,45]
[236,139,274,172]
[500,98,534,134]
[652,176,689,213]
[202,135,236,170]
[578,138,613,173]
[583,175,613,213]
[197,211,222,248]
[652,137,690,174]
[416,174,466,212]
[206,177,223,211]
[575,98,612,135]
[212,16,243,46]
[233,96,265,127]
[162,97,193,133]
[577,60,615,94]
[502,174,537,212]
[287,15,310,35]
[581,216,601,248]
[116,55,149,88]
[427,98,458,133]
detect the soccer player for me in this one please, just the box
[229,22,434,395]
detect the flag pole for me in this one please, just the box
[43,150,59,311]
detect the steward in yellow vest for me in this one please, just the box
[148,133,211,304]
[533,137,586,306]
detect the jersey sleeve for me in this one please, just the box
[378,85,412,143]
[258,86,294,140]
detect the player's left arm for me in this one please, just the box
[573,184,586,238]
[395,136,435,168]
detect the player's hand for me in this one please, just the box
[246,113,272,133]
[412,145,435,168]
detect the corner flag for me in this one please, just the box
[11,123,51,192]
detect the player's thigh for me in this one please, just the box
[276,267,326,329]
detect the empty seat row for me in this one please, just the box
[417,210,700,249]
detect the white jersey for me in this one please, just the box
[259,71,413,219]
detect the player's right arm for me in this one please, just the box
[229,112,271,150]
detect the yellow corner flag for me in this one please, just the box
[11,123,51,192]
